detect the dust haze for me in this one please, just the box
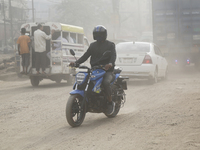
[1,0,200,150]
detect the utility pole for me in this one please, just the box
[112,0,120,39]
[32,0,35,22]
[2,0,7,47]
[9,0,14,48]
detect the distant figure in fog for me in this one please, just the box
[17,28,31,74]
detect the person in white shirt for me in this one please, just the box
[34,24,54,74]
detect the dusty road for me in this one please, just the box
[0,66,200,150]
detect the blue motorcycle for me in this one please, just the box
[66,50,128,127]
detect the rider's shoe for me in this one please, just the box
[106,101,115,115]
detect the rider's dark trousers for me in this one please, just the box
[102,71,113,98]
[35,52,46,72]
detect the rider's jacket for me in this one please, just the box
[75,40,116,71]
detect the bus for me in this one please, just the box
[20,22,89,86]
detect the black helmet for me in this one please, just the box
[93,25,107,41]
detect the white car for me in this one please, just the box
[116,42,168,83]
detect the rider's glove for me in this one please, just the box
[69,62,75,67]
[69,62,80,67]
[105,63,112,71]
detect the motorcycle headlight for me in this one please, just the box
[76,73,86,84]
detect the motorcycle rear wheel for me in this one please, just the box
[104,85,121,118]
[66,94,86,127]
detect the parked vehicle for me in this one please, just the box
[66,50,128,127]
[152,0,200,68]
[116,42,168,83]
[20,22,90,86]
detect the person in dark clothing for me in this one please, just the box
[70,25,116,115]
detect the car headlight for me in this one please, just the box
[76,73,86,84]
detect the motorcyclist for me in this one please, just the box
[69,25,116,115]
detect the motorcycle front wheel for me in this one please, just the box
[66,94,86,127]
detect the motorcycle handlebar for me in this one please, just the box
[69,63,105,71]
[69,62,79,68]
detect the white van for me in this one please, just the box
[20,22,89,86]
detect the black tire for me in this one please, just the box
[148,69,158,84]
[161,67,168,80]
[66,95,86,127]
[104,85,121,118]
[30,76,40,87]
[55,78,62,83]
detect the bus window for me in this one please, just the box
[52,31,62,51]
[78,34,83,44]
[43,26,50,35]
[52,31,61,40]
[70,33,76,43]
[63,32,72,43]
[42,26,51,67]
[31,26,38,36]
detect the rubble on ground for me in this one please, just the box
[0,53,16,74]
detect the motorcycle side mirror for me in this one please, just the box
[70,49,77,61]
[70,49,75,56]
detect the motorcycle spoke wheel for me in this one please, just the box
[66,95,86,127]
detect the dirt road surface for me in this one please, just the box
[0,66,200,150]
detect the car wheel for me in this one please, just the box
[162,67,168,80]
[148,69,158,84]
[55,78,62,83]
[30,76,40,87]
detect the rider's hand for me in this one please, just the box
[105,63,112,70]
[69,62,75,67]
